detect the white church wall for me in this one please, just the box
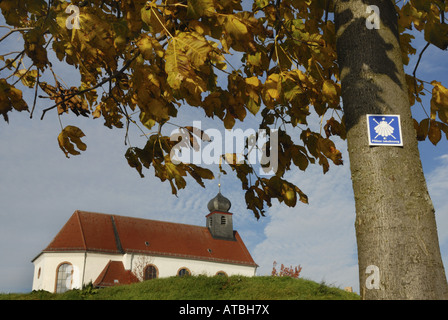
[83,252,123,284]
[129,254,256,279]
[32,252,121,292]
[31,254,45,291]
[32,252,256,293]
[32,252,85,292]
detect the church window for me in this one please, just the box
[55,262,73,293]
[144,265,158,280]
[178,268,191,277]
[221,215,226,225]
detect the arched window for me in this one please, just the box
[220,216,226,225]
[144,265,158,280]
[55,262,73,293]
[177,268,191,277]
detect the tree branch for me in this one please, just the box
[412,42,430,100]
[0,27,33,43]
[0,50,25,72]
[40,53,139,120]
[30,72,40,119]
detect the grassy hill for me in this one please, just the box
[1,275,359,300]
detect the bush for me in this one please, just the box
[271,261,302,278]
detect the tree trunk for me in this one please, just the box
[334,0,448,299]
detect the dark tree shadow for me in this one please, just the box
[334,0,404,132]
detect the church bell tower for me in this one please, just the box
[206,192,234,241]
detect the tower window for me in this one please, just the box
[209,217,213,227]
[221,215,226,225]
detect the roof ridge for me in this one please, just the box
[76,210,207,229]
[75,210,87,250]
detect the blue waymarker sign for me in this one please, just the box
[367,114,403,147]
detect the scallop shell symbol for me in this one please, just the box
[374,117,395,138]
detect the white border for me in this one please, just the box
[366,114,403,147]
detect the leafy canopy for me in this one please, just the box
[0,0,447,218]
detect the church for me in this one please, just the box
[31,192,257,293]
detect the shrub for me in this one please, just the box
[271,261,302,279]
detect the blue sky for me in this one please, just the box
[1,4,448,294]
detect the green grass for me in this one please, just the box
[0,276,360,300]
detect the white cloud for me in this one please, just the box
[252,140,359,291]
[427,154,448,270]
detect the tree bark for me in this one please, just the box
[334,0,448,299]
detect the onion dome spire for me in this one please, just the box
[207,192,231,213]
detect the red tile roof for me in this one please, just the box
[42,211,257,267]
[94,261,139,287]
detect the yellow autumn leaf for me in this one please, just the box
[412,0,431,12]
[137,35,154,60]
[245,76,261,113]
[322,80,340,104]
[58,126,87,158]
[224,15,249,40]
[187,0,215,19]
[428,120,442,146]
[263,74,280,108]
[424,21,448,51]
[431,81,448,123]
[14,69,38,88]
[165,33,212,91]
[141,6,165,35]
[189,21,211,36]
[245,76,260,87]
